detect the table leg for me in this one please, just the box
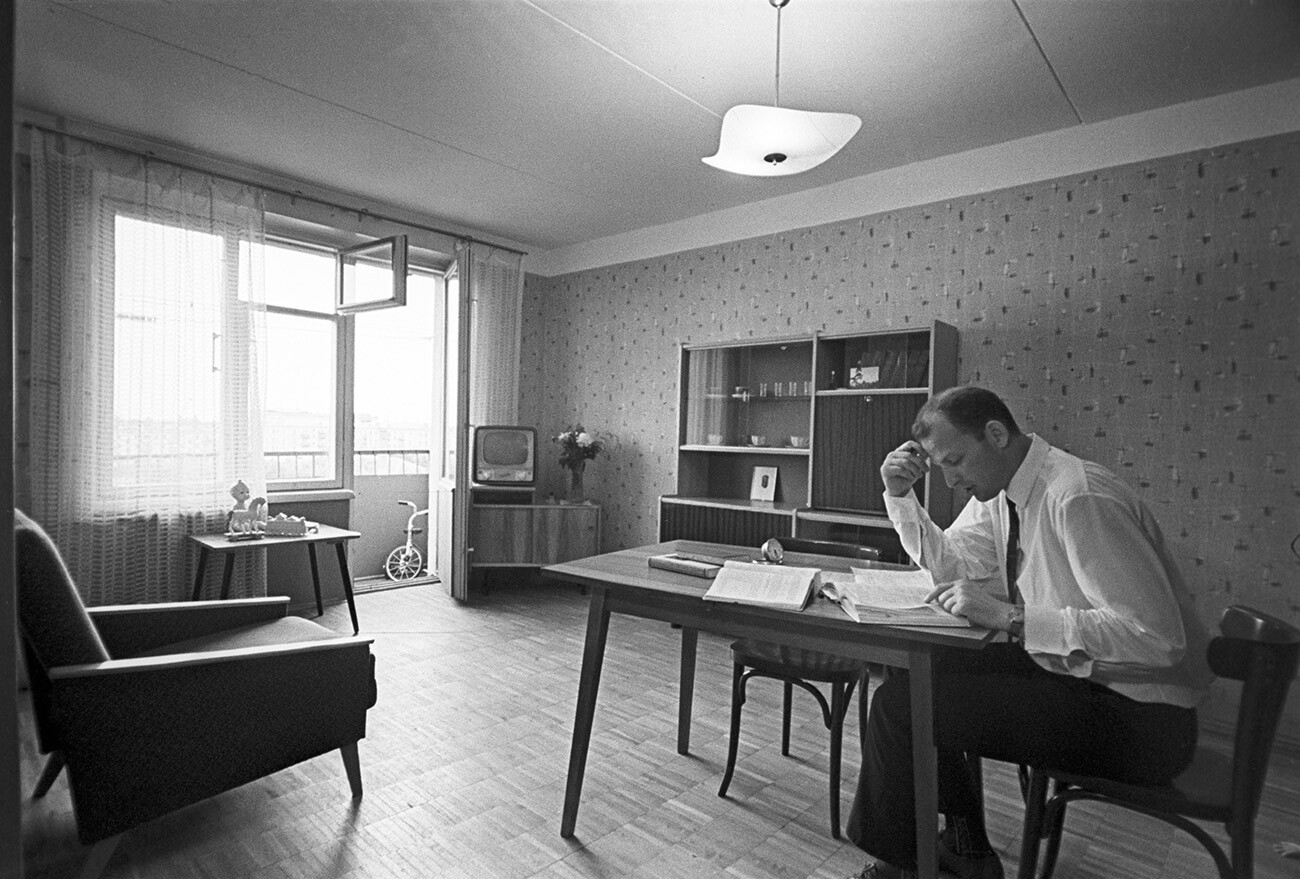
[307,544,324,617]
[334,541,359,635]
[561,586,611,838]
[219,553,235,600]
[677,626,698,755]
[190,547,210,600]
[909,648,938,879]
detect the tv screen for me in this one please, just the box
[473,426,536,485]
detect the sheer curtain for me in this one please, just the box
[26,130,268,604]
[460,242,524,426]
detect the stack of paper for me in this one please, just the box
[820,567,970,626]
[702,560,820,611]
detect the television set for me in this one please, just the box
[473,425,537,486]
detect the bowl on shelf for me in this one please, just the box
[749,435,768,447]
[789,435,810,448]
[707,433,724,445]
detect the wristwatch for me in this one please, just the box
[1006,603,1025,637]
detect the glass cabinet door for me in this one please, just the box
[682,341,813,448]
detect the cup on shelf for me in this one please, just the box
[789,435,810,448]
[707,433,724,445]
[750,435,767,447]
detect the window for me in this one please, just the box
[113,225,442,495]
[262,240,343,489]
[261,238,446,490]
[111,213,254,500]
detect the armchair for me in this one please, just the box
[16,509,378,878]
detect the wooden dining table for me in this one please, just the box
[542,539,999,879]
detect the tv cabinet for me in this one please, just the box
[468,487,601,569]
[659,323,957,552]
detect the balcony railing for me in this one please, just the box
[264,449,431,481]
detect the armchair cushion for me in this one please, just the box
[135,615,341,657]
[15,509,110,667]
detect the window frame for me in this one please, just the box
[262,236,353,493]
[104,202,258,510]
[262,234,448,495]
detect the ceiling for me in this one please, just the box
[17,1,1300,256]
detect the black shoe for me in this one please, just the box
[937,826,1004,879]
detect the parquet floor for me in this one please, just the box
[18,577,1300,879]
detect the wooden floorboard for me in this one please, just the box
[18,577,1300,878]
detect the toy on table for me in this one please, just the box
[263,513,316,536]
[226,479,267,535]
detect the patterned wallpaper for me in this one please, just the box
[522,131,1299,648]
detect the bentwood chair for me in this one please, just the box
[718,537,880,838]
[1017,605,1300,879]
[16,509,378,879]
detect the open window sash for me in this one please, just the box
[335,234,407,314]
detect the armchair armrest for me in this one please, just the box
[48,635,375,679]
[88,597,290,656]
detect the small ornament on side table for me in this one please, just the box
[553,423,615,504]
[226,479,267,537]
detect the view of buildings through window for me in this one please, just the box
[113,223,438,491]
[262,239,438,485]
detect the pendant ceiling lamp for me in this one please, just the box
[703,0,861,177]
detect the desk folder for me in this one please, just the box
[647,552,724,578]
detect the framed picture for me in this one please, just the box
[750,466,778,502]
[848,365,880,388]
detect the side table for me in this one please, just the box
[189,524,362,634]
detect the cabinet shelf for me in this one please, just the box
[816,387,929,397]
[680,444,810,455]
[662,495,801,514]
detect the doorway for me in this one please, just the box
[350,269,443,588]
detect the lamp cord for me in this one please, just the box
[774,2,782,107]
[771,0,790,108]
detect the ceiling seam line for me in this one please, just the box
[519,0,722,119]
[47,0,599,198]
[1010,0,1084,126]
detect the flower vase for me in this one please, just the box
[568,463,586,504]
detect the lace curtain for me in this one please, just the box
[26,130,268,604]
[460,241,524,426]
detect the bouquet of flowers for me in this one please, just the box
[553,425,607,471]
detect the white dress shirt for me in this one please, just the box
[885,434,1213,708]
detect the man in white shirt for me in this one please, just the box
[846,386,1213,879]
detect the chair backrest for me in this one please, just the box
[771,537,881,561]
[14,509,111,670]
[1209,605,1300,818]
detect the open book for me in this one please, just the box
[702,560,820,611]
[820,567,970,627]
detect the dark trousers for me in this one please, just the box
[845,644,1197,868]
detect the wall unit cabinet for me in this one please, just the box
[659,323,957,551]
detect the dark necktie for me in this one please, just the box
[1005,498,1021,607]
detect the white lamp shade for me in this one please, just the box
[703,104,862,177]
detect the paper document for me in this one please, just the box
[819,567,970,627]
[702,560,820,611]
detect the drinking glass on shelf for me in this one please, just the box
[774,381,784,397]
[803,380,813,396]
[759,382,769,397]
